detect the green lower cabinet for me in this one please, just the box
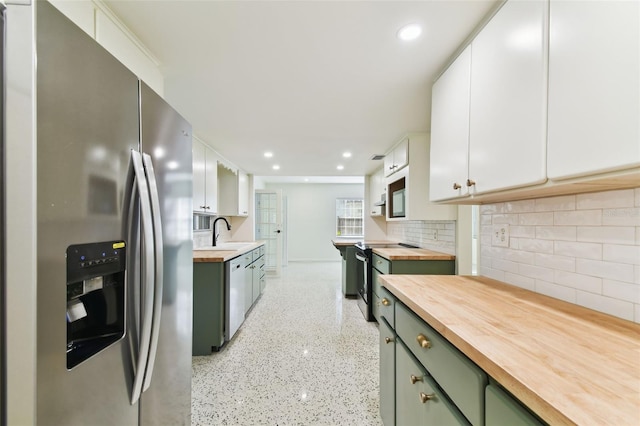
[192,262,225,355]
[485,384,544,426]
[396,340,470,425]
[379,319,396,426]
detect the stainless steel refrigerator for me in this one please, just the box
[36,2,192,424]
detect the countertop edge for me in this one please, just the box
[193,241,265,263]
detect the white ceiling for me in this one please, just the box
[105,0,499,180]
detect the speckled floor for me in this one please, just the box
[192,261,383,426]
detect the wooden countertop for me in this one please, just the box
[193,241,264,263]
[331,239,398,247]
[373,247,455,260]
[381,274,640,426]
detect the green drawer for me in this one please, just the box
[396,340,470,426]
[373,253,390,274]
[396,303,487,426]
[379,286,396,329]
[486,384,543,426]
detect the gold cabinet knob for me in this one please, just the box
[453,183,461,190]
[416,334,431,349]
[384,337,394,344]
[466,178,476,187]
[420,392,435,403]
[381,298,390,306]
[410,375,423,384]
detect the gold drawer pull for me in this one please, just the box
[384,337,394,344]
[410,375,423,384]
[416,334,431,349]
[420,392,435,403]
[381,298,390,306]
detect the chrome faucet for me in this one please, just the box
[212,217,231,246]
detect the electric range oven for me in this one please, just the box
[354,242,418,321]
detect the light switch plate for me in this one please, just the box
[492,224,510,247]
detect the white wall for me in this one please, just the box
[265,182,364,261]
[480,188,640,323]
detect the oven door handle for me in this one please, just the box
[355,253,368,262]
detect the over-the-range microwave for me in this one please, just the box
[391,188,405,218]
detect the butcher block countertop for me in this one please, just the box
[373,247,455,261]
[380,274,640,426]
[193,241,264,263]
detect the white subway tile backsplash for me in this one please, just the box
[518,263,555,282]
[387,220,456,255]
[575,291,634,321]
[504,199,536,213]
[603,244,640,265]
[554,210,602,226]
[576,259,635,282]
[577,189,635,210]
[577,226,636,245]
[602,279,640,304]
[602,207,640,226]
[480,188,640,323]
[554,270,602,293]
[518,212,554,226]
[504,272,535,291]
[535,195,576,212]
[553,241,602,260]
[535,226,576,241]
[535,280,576,303]
[535,253,575,272]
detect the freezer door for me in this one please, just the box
[139,82,193,425]
[36,2,139,425]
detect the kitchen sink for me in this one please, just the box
[193,242,254,251]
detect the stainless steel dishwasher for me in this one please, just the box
[225,257,246,341]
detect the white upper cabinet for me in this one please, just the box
[192,138,218,215]
[468,0,548,195]
[547,0,640,180]
[237,170,250,217]
[384,138,409,177]
[430,45,472,202]
[369,167,385,217]
[218,165,250,217]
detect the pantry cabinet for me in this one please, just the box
[467,0,547,195]
[547,0,640,180]
[193,139,218,215]
[384,138,409,178]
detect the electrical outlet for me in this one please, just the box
[432,230,438,241]
[492,224,510,247]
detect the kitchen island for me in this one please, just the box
[380,274,640,425]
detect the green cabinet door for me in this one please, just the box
[192,262,225,355]
[396,340,470,426]
[379,319,396,426]
[485,384,543,426]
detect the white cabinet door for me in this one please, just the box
[204,147,218,215]
[430,45,472,202]
[384,138,409,177]
[192,139,207,213]
[237,170,249,216]
[547,0,640,180]
[369,167,385,216]
[468,0,547,195]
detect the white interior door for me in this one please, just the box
[255,190,283,276]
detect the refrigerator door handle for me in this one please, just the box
[128,150,156,405]
[141,153,163,392]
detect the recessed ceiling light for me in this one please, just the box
[337,165,344,171]
[397,24,422,41]
[272,164,280,170]
[343,152,352,158]
[264,152,273,158]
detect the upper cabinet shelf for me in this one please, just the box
[430,0,640,204]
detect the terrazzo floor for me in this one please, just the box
[192,261,383,426]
